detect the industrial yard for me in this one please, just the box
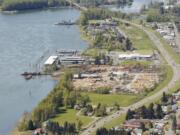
[73,65,161,94]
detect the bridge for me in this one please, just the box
[66,0,87,11]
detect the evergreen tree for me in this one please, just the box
[77,120,83,132]
[140,106,148,119]
[126,109,134,120]
[161,92,168,103]
[27,120,34,130]
[155,104,164,119]
[147,103,155,119]
[172,115,177,132]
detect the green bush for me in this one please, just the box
[94,87,111,94]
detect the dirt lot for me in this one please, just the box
[73,65,160,94]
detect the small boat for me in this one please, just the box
[54,20,76,26]
[21,72,41,76]
[24,75,33,80]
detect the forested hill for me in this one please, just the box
[73,0,133,7]
[0,0,69,11]
[0,0,134,11]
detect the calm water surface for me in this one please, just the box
[0,8,87,135]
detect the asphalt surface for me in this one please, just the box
[80,20,180,135]
[173,23,180,53]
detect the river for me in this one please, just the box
[0,8,88,135]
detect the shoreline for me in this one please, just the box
[2,7,84,135]
[0,6,74,14]
[9,7,84,135]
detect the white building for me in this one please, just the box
[60,56,85,64]
[73,73,99,79]
[44,56,58,66]
[119,53,153,61]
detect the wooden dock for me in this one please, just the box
[21,72,51,80]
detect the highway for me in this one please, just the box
[80,20,180,135]
[173,22,180,53]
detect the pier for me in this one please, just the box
[56,49,79,56]
[21,72,51,80]
[54,20,77,26]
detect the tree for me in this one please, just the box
[126,109,134,120]
[159,6,165,15]
[147,103,155,119]
[67,91,77,108]
[113,102,120,111]
[96,127,131,135]
[172,115,177,132]
[161,92,168,103]
[1,0,68,11]
[96,127,108,135]
[140,106,148,119]
[80,14,88,26]
[95,56,101,65]
[27,120,34,130]
[126,38,132,50]
[77,120,83,132]
[141,122,146,132]
[77,94,90,107]
[155,104,164,119]
[95,103,107,117]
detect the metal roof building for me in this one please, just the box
[44,56,58,65]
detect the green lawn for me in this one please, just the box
[90,114,126,135]
[119,24,155,51]
[168,80,180,94]
[151,80,180,105]
[51,109,93,127]
[82,48,98,57]
[148,65,173,97]
[85,93,140,107]
[143,66,174,106]
[103,114,126,129]
[120,60,152,67]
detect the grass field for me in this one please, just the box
[85,93,140,107]
[120,60,152,67]
[119,24,155,51]
[168,80,180,94]
[51,109,93,127]
[90,114,126,135]
[103,114,126,129]
[148,65,173,97]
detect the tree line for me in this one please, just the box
[96,127,131,135]
[46,121,77,135]
[79,8,133,52]
[126,103,164,120]
[79,8,126,26]
[1,0,69,11]
[17,70,90,132]
[126,92,176,120]
[73,0,133,7]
